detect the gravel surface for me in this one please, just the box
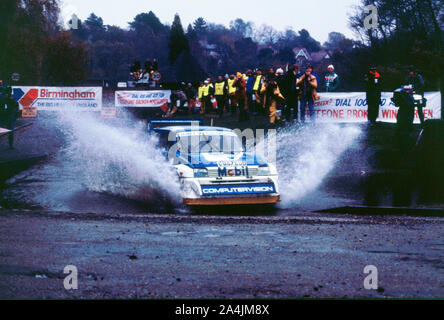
[0,209,442,299]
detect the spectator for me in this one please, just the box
[261,74,285,126]
[134,59,141,71]
[134,59,142,80]
[311,65,320,87]
[153,58,159,71]
[168,89,188,118]
[144,59,152,73]
[246,70,255,113]
[130,63,137,79]
[214,76,227,118]
[0,87,19,149]
[283,64,300,122]
[297,65,318,123]
[197,82,204,113]
[365,66,382,125]
[267,68,275,82]
[275,68,285,88]
[202,80,214,114]
[234,72,249,122]
[227,74,237,115]
[253,69,264,115]
[406,65,425,124]
[324,65,340,92]
[185,83,197,115]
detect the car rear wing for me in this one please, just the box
[148,119,204,131]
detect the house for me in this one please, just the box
[199,40,220,58]
[293,47,332,66]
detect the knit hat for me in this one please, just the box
[328,65,335,70]
[276,68,284,75]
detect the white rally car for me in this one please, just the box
[149,120,280,206]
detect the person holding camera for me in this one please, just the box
[297,65,318,123]
[260,74,285,126]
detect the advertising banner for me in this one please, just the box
[12,87,102,111]
[115,90,171,108]
[309,92,441,123]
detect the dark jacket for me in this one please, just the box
[365,71,382,103]
[185,86,197,100]
[406,73,425,96]
[3,95,19,116]
[283,71,299,98]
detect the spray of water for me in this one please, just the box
[2,111,182,212]
[270,123,362,208]
[55,111,182,206]
[3,110,360,213]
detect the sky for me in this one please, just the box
[60,0,361,44]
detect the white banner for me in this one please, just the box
[115,90,171,108]
[309,92,441,123]
[12,87,102,111]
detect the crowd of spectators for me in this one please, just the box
[166,64,342,126]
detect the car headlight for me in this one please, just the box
[193,168,209,178]
[257,166,271,176]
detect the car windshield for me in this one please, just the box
[177,131,243,154]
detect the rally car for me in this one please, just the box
[149,120,280,206]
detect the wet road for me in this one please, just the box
[1,117,443,299]
[0,209,443,299]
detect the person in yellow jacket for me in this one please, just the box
[201,80,214,114]
[252,70,264,115]
[214,76,227,118]
[227,74,237,115]
[260,75,285,125]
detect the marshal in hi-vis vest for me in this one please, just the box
[203,84,210,97]
[227,79,236,94]
[215,82,225,96]
[253,75,262,91]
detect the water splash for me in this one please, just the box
[272,123,362,208]
[2,111,181,212]
[57,111,182,205]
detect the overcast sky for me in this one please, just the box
[60,0,361,43]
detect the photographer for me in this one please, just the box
[365,66,382,125]
[260,74,285,126]
[406,65,425,124]
[297,65,318,123]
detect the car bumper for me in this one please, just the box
[183,195,280,206]
[181,176,280,206]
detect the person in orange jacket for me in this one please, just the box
[261,75,285,125]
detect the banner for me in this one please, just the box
[12,87,102,111]
[308,92,441,123]
[115,90,171,108]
